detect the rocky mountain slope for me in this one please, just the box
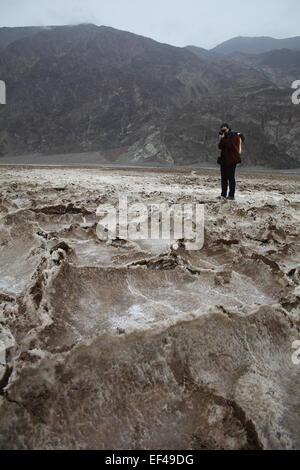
[0,25,299,168]
[0,26,46,49]
[212,35,300,55]
[226,49,300,87]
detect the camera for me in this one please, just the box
[219,129,230,137]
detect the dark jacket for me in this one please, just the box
[218,132,243,166]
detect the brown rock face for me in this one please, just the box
[0,166,300,449]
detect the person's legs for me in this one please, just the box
[220,164,229,198]
[228,164,237,199]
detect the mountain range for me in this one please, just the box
[212,35,300,55]
[0,24,299,168]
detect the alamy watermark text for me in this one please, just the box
[0,80,6,105]
[96,197,205,251]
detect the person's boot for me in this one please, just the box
[227,196,235,200]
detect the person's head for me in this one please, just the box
[220,123,231,134]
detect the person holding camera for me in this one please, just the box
[217,123,245,201]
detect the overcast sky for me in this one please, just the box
[1,0,299,49]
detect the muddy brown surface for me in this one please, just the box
[0,165,299,449]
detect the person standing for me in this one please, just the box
[217,123,244,200]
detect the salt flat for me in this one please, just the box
[0,165,299,450]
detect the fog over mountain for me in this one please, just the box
[0,24,299,168]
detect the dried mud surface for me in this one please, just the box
[0,166,300,450]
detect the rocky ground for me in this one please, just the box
[0,165,300,450]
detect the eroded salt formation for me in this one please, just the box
[0,166,299,449]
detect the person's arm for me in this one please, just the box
[218,135,226,149]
